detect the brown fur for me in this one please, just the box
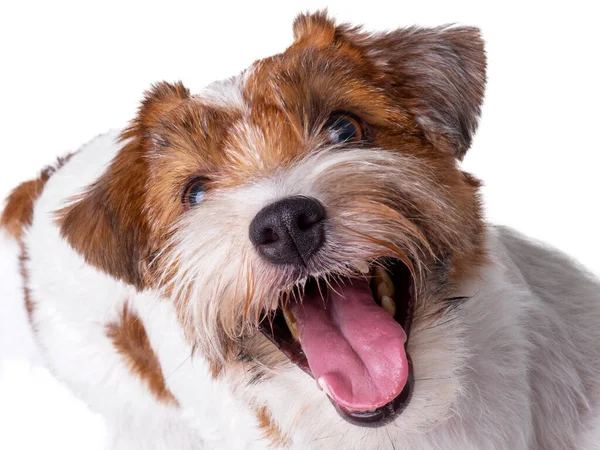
[57,83,190,289]
[106,303,178,406]
[2,154,74,240]
[256,405,291,448]
[2,155,74,327]
[18,244,35,327]
[1,178,46,240]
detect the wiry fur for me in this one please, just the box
[162,147,475,364]
[2,11,600,450]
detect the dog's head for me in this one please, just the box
[59,11,486,433]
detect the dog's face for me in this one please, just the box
[59,12,486,432]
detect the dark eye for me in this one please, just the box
[325,113,363,144]
[182,177,207,209]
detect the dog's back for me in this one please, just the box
[493,227,600,448]
[0,135,214,449]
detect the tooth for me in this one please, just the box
[344,406,376,413]
[356,261,370,274]
[381,296,396,317]
[283,306,301,342]
[318,377,331,397]
[377,281,394,299]
[374,267,395,296]
[373,267,395,305]
[374,267,394,288]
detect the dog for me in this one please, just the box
[2,11,600,449]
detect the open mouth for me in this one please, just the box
[259,258,414,427]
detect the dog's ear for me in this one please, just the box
[292,10,338,48]
[58,82,190,288]
[293,12,486,159]
[360,26,487,159]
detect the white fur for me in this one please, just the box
[5,130,600,450]
[200,70,251,112]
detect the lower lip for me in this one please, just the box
[332,355,414,427]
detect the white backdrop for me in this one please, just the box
[0,1,598,449]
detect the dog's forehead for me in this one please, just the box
[151,46,402,185]
[200,48,371,117]
[178,49,404,180]
[190,72,304,183]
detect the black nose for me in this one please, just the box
[249,196,326,265]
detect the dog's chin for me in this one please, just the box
[259,258,415,427]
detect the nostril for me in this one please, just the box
[297,212,317,232]
[296,199,326,233]
[261,227,279,245]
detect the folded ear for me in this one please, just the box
[293,12,487,159]
[58,82,189,288]
[126,81,190,134]
[364,26,487,158]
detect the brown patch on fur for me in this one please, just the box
[106,303,179,406]
[1,154,74,327]
[1,154,73,240]
[18,244,35,328]
[256,405,290,448]
[1,178,46,240]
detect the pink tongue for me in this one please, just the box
[290,278,408,411]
